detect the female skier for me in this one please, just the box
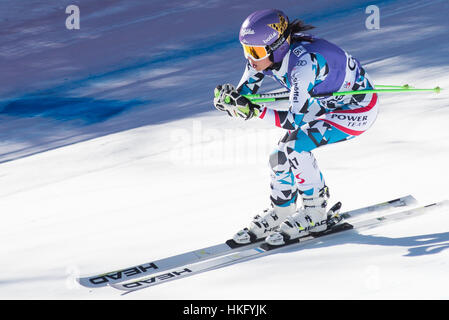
[213,9,378,246]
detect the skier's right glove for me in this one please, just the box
[213,84,260,120]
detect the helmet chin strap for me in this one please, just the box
[267,54,281,71]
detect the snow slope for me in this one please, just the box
[0,0,448,299]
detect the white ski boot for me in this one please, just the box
[232,203,297,244]
[266,187,337,246]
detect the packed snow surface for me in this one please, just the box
[0,0,448,299]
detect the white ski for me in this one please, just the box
[111,198,449,293]
[77,195,415,288]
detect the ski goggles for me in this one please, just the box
[241,29,291,61]
[242,44,271,61]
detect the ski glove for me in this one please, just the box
[213,84,260,120]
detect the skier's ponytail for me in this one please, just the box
[289,19,315,43]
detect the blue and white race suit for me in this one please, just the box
[237,34,378,206]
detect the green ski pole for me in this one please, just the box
[244,86,442,103]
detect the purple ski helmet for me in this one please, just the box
[239,9,291,63]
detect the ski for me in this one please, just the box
[77,195,415,288]
[110,200,447,292]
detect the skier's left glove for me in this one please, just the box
[213,84,260,120]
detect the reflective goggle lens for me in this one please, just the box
[242,44,269,60]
